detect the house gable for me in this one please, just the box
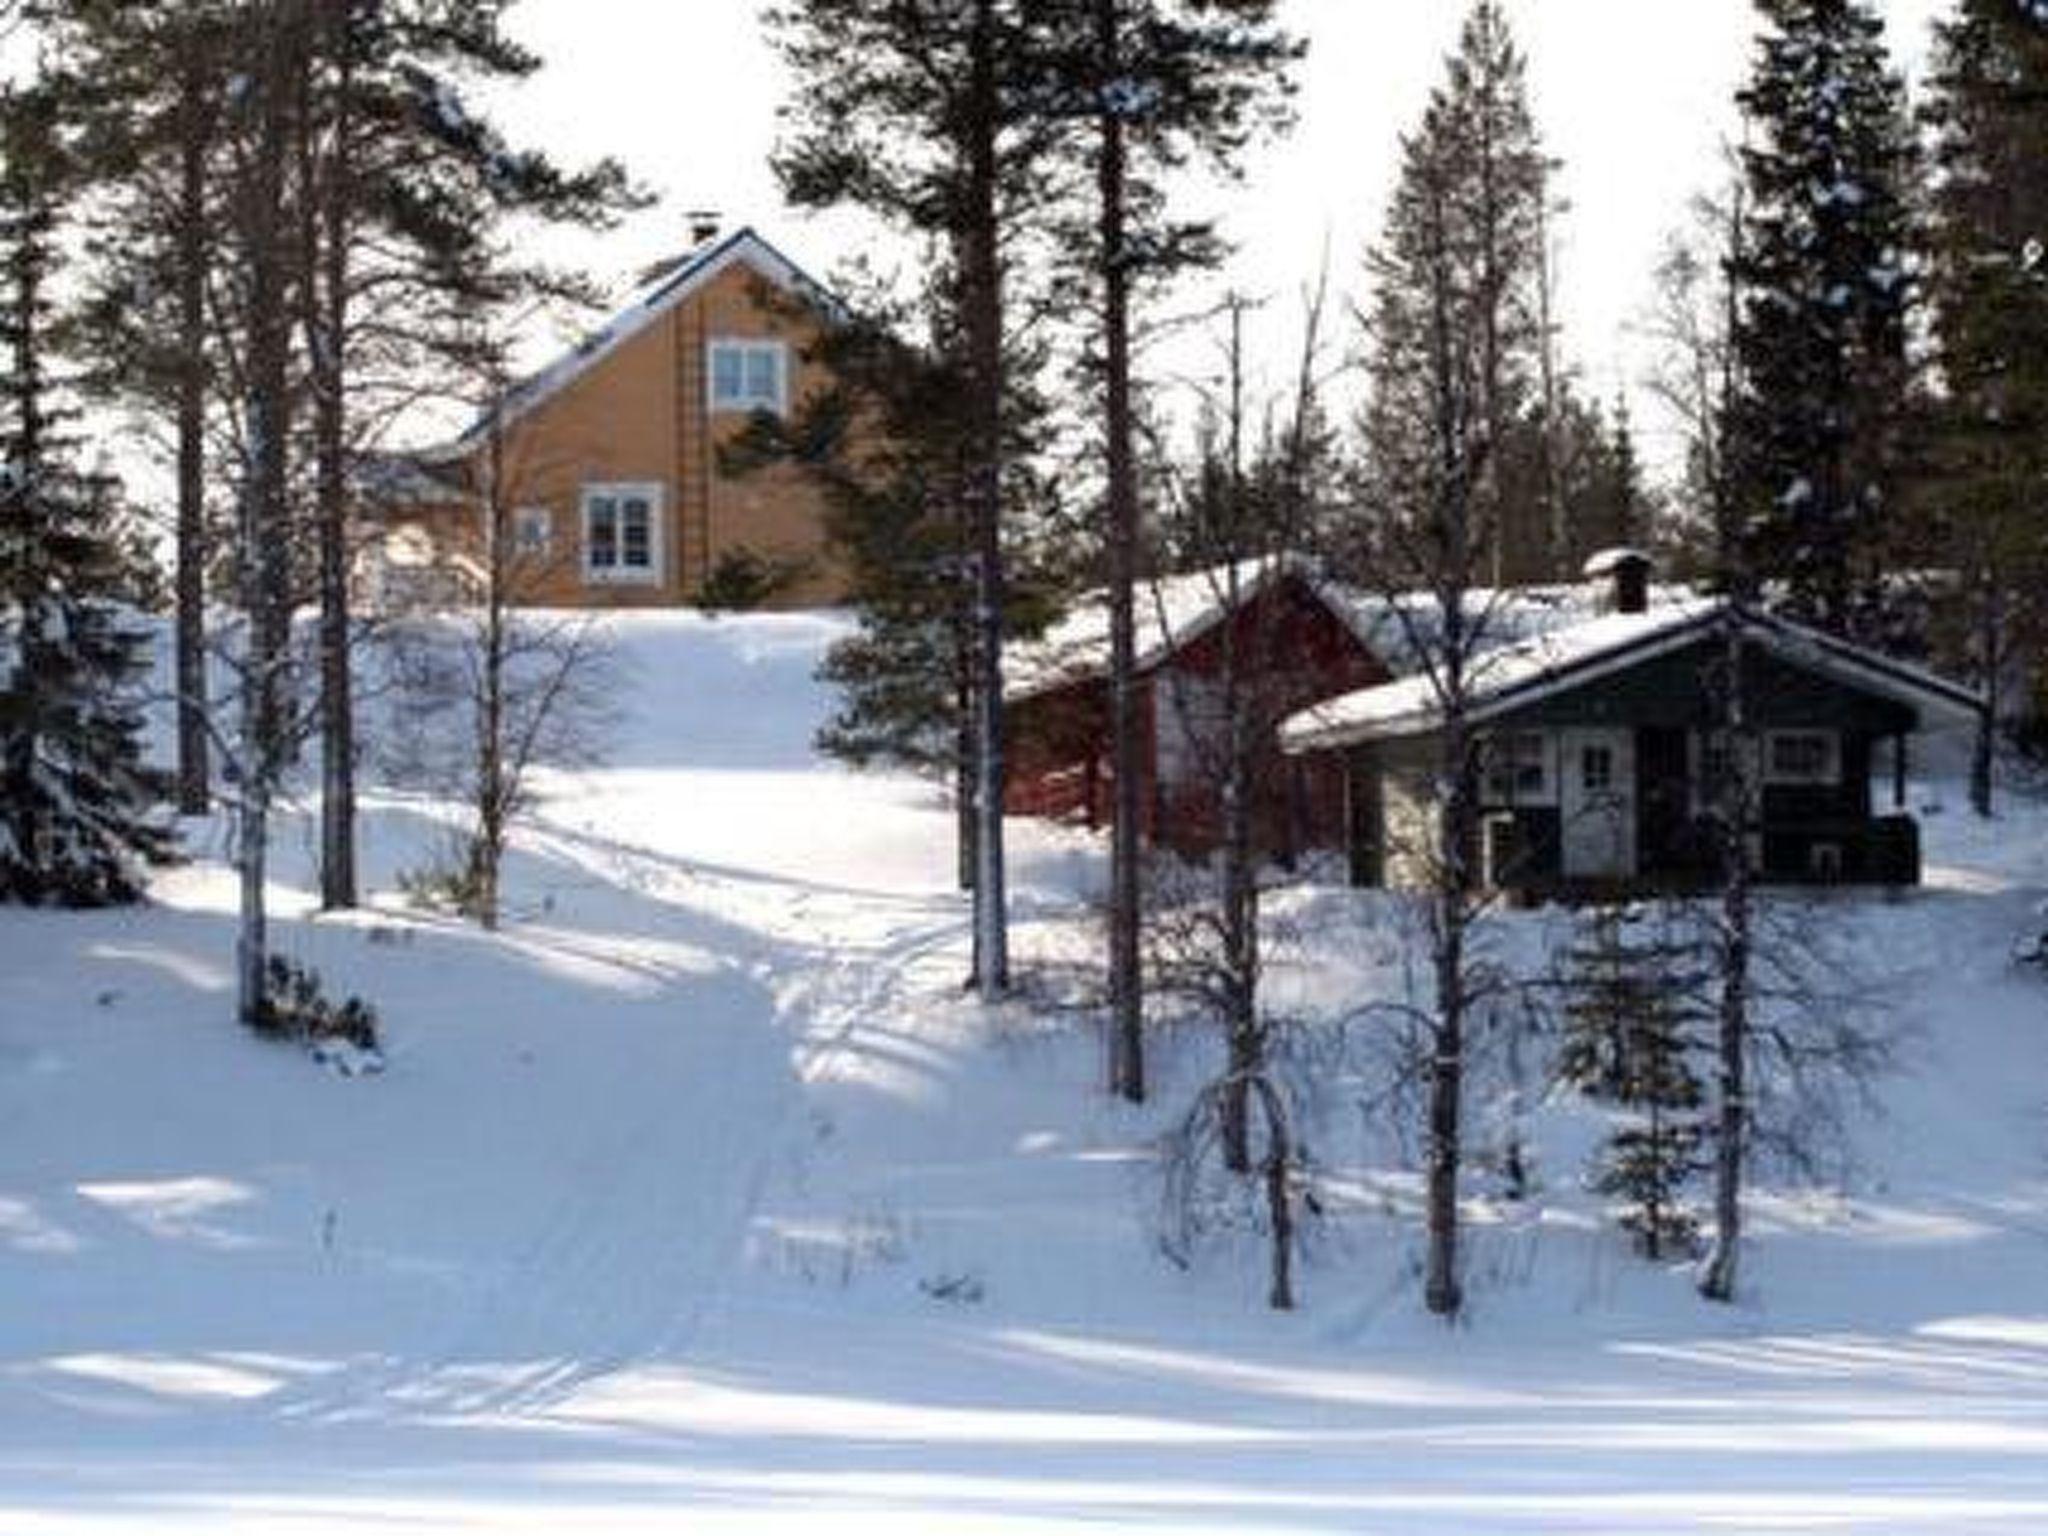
[378,227,848,610]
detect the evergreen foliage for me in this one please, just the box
[1726,0,1918,636]
[1916,0,2048,800]
[0,84,173,907]
[1355,0,1548,588]
[1558,905,1710,1262]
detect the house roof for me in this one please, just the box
[1003,556,1682,703]
[424,225,838,461]
[1005,557,1334,702]
[1278,599,1984,753]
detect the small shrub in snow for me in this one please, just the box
[254,956,384,1072]
[695,545,811,613]
[397,853,491,920]
[1556,904,1709,1262]
[918,1271,986,1305]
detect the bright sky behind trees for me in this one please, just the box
[484,0,1945,468]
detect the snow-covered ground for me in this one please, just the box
[2,611,2046,1532]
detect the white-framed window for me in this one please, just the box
[1481,731,1552,805]
[1579,742,1616,793]
[513,506,552,557]
[708,338,788,414]
[581,483,664,585]
[1765,729,1839,785]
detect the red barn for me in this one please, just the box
[1004,560,1392,859]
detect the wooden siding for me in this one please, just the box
[372,257,846,610]
[1005,574,1388,855]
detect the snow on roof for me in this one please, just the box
[423,227,837,462]
[1581,546,1652,578]
[1003,557,1682,703]
[1279,600,1982,754]
[1004,557,1319,701]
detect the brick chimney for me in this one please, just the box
[1583,547,1654,616]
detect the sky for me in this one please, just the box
[481,0,1949,477]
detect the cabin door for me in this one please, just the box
[1559,728,1637,880]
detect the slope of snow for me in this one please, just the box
[0,610,2044,1531]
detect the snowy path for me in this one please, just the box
[2,613,2047,1531]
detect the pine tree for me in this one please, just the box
[1041,0,1301,1104]
[49,0,238,818]
[769,0,1067,1001]
[0,82,173,907]
[1917,1,2048,814]
[290,2,639,911]
[1727,0,1918,640]
[1558,905,1709,1261]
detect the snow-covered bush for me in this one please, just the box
[254,955,382,1066]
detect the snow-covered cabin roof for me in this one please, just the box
[1006,557,1338,701]
[1278,600,1982,754]
[423,226,838,462]
[1004,557,1686,703]
[1581,546,1652,579]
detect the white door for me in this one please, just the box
[1560,728,1637,880]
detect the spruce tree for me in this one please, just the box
[1558,905,1710,1261]
[769,0,1065,1000]
[1727,0,1917,640]
[1038,0,1301,1104]
[0,82,172,907]
[1917,1,2048,812]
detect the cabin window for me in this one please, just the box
[513,507,552,556]
[709,339,788,414]
[1482,731,1551,805]
[1579,742,1615,793]
[581,483,663,585]
[1765,730,1838,785]
[1156,671,1228,787]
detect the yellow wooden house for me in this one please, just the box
[365,225,846,610]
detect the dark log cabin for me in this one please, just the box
[1280,584,1982,896]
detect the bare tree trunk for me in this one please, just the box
[1536,189,1567,579]
[1219,601,1257,1171]
[1700,612,1751,1303]
[955,523,977,894]
[965,0,1009,1000]
[1425,689,1472,1318]
[473,414,509,932]
[235,1,301,1027]
[1099,0,1143,1102]
[1969,580,2001,819]
[173,53,212,817]
[1425,188,1475,1321]
[310,15,356,909]
[1253,1077,1294,1312]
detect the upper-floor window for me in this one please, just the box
[709,339,788,414]
[582,483,663,585]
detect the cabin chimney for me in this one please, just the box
[686,209,722,247]
[1583,547,1654,616]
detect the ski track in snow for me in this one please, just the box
[258,796,978,1427]
[6,613,2048,1531]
